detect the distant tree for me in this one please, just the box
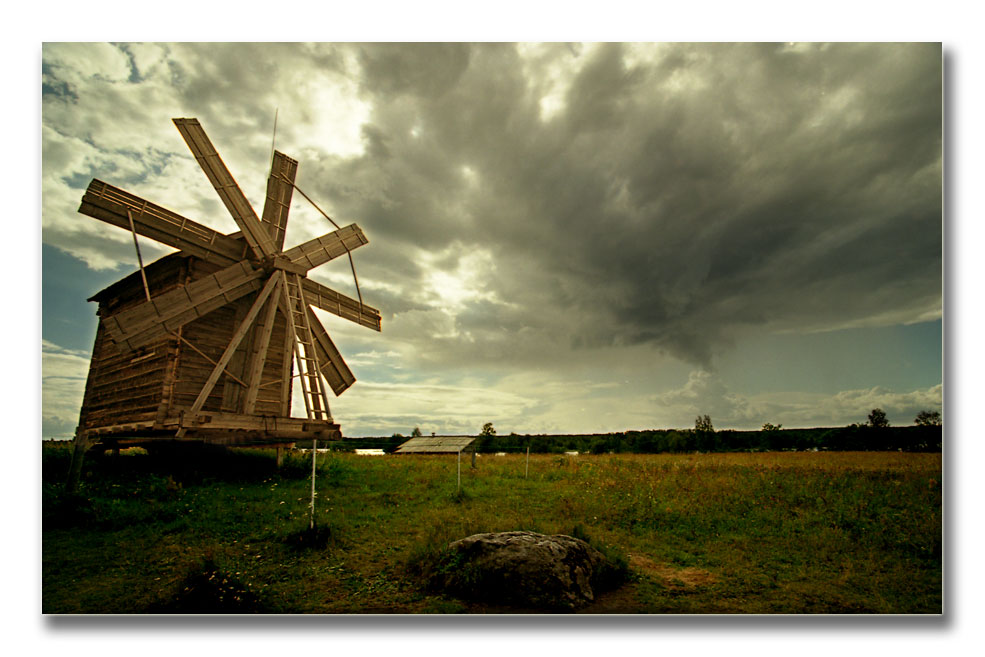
[914,410,942,427]
[762,422,782,431]
[694,415,714,433]
[480,422,496,436]
[391,433,404,439]
[867,408,889,428]
[411,427,423,437]
[693,415,715,451]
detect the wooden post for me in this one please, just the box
[176,272,283,438]
[457,449,461,492]
[125,208,152,303]
[241,278,282,414]
[65,428,89,493]
[471,446,476,469]
[310,439,317,530]
[525,446,530,479]
[276,445,284,469]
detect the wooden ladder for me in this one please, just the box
[284,273,331,421]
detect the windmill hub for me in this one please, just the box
[262,255,310,277]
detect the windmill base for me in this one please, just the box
[66,413,341,492]
[80,412,342,448]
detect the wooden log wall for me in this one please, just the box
[166,258,291,419]
[79,256,188,431]
[80,252,295,433]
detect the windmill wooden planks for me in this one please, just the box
[102,261,266,352]
[301,278,382,331]
[281,224,369,271]
[80,180,246,267]
[261,151,298,251]
[306,307,356,395]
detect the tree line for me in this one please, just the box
[469,423,941,454]
[322,411,942,454]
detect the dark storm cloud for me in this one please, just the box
[309,42,941,368]
[357,43,472,98]
[39,42,945,434]
[42,43,941,375]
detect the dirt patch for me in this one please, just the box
[577,581,641,613]
[628,554,717,589]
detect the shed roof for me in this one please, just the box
[394,436,476,454]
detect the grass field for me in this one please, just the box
[41,444,942,614]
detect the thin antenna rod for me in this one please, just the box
[269,108,279,174]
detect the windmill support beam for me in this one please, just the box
[176,272,283,437]
[175,411,339,437]
[242,272,285,413]
[74,415,339,443]
[65,427,92,493]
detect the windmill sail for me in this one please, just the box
[80,180,245,267]
[102,261,266,352]
[261,151,298,251]
[174,118,276,259]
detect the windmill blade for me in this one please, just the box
[261,151,297,251]
[102,261,267,353]
[301,277,382,331]
[305,306,356,395]
[79,180,246,267]
[280,224,369,272]
[173,118,275,260]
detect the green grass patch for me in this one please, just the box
[42,447,941,613]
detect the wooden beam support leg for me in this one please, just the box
[65,427,90,493]
[242,272,284,414]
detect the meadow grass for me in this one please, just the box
[41,445,941,614]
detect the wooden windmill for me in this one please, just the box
[71,118,381,456]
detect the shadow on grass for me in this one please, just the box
[145,558,270,614]
[284,523,335,551]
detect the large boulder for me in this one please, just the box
[436,531,611,611]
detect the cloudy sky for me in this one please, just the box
[40,42,942,438]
